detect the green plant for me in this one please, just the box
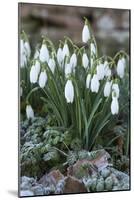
[22,19,129,151]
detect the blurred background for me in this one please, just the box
[19,3,130,57]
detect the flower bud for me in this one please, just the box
[112,83,119,98]
[65,63,72,77]
[39,44,49,63]
[48,58,56,74]
[57,47,63,65]
[82,24,90,43]
[70,53,77,68]
[82,53,89,69]
[91,74,100,93]
[86,74,91,89]
[97,64,105,80]
[39,71,47,88]
[35,60,40,75]
[65,80,74,103]
[91,43,96,55]
[30,65,38,83]
[62,43,69,60]
[111,97,119,115]
[26,105,34,119]
[104,81,112,97]
[104,61,111,77]
[24,41,31,58]
[117,58,126,78]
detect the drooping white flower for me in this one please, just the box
[104,61,111,77]
[34,60,40,75]
[91,74,100,93]
[65,63,72,77]
[26,105,34,119]
[48,58,56,74]
[117,57,126,78]
[30,65,38,83]
[57,47,63,65]
[82,53,89,69]
[112,83,119,98]
[104,81,112,97]
[24,41,31,58]
[70,53,77,68]
[62,43,69,60]
[20,53,27,68]
[111,97,119,115]
[91,43,96,55]
[64,80,74,103]
[86,74,91,89]
[39,71,47,88]
[97,63,105,80]
[39,44,49,63]
[82,24,90,43]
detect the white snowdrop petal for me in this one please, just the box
[39,71,47,88]
[86,74,91,89]
[91,74,100,93]
[82,53,89,69]
[65,63,72,77]
[30,65,38,83]
[39,44,49,63]
[48,58,56,73]
[82,25,90,43]
[112,83,119,99]
[62,44,69,60]
[24,41,31,58]
[26,105,34,119]
[57,48,63,65]
[34,50,40,59]
[111,97,119,115]
[35,60,40,75]
[104,81,112,97]
[70,53,77,68]
[91,43,96,55]
[65,80,74,103]
[97,64,105,80]
[117,58,125,78]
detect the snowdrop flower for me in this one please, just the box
[48,58,56,74]
[39,44,49,63]
[82,53,89,69]
[104,61,111,77]
[91,74,100,93]
[57,47,63,65]
[24,41,31,58]
[64,80,74,103]
[30,65,38,83]
[65,63,72,77]
[97,63,105,80]
[117,57,126,78]
[26,105,34,119]
[39,71,47,88]
[62,43,69,60]
[111,97,119,115]
[112,83,119,98]
[86,74,91,89]
[70,53,77,68]
[104,81,112,97]
[82,24,90,43]
[21,53,27,68]
[34,60,40,75]
[91,43,96,55]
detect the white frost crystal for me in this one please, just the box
[86,74,91,89]
[82,53,89,69]
[26,105,34,119]
[91,74,100,93]
[104,81,112,97]
[39,44,49,63]
[39,71,47,88]
[117,57,126,78]
[82,24,90,43]
[65,80,74,103]
[111,97,119,115]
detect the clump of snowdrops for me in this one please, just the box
[20,19,129,150]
